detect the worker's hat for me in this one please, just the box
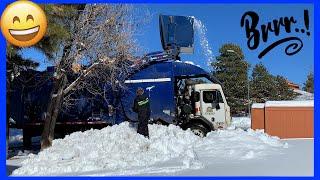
[137,87,144,95]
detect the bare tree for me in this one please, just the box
[41,4,146,149]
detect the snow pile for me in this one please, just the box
[198,129,287,161]
[13,123,202,176]
[229,117,251,130]
[13,122,287,176]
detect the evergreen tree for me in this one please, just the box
[250,63,276,103]
[37,5,78,59]
[273,75,295,100]
[303,72,314,93]
[250,63,296,103]
[212,44,249,115]
[6,4,77,78]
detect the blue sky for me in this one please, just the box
[23,3,314,87]
[135,4,314,87]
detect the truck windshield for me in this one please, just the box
[185,77,212,84]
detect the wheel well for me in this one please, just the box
[184,118,212,132]
[154,119,169,126]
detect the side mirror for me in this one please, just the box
[212,101,220,110]
[193,92,200,102]
[216,103,220,110]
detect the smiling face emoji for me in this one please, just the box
[1,1,47,47]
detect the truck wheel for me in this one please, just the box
[189,124,208,138]
[154,120,168,126]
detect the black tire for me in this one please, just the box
[155,120,163,125]
[154,119,169,126]
[188,123,209,137]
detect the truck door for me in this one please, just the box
[200,90,226,127]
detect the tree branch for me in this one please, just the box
[63,58,114,95]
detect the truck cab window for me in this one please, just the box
[203,91,217,103]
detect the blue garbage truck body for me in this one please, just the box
[10,59,213,125]
[9,59,220,137]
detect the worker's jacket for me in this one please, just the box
[133,94,151,121]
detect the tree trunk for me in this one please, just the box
[41,74,68,149]
[40,4,92,150]
[40,57,103,150]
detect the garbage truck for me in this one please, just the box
[121,58,231,137]
[9,15,231,146]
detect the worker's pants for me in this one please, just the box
[137,112,150,138]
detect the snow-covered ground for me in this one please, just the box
[7,122,313,176]
[8,128,41,159]
[230,117,251,130]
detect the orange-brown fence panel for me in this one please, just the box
[251,103,265,130]
[264,101,314,139]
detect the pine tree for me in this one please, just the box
[250,63,296,103]
[303,72,314,93]
[250,63,276,103]
[36,5,78,59]
[212,44,249,115]
[273,75,295,100]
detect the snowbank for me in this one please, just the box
[230,117,251,130]
[13,122,287,176]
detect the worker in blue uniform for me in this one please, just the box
[133,87,150,138]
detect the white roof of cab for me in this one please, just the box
[194,83,222,90]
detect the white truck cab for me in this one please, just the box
[193,84,231,130]
[177,82,231,137]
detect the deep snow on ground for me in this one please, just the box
[12,122,290,176]
[230,117,251,130]
[174,139,313,176]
